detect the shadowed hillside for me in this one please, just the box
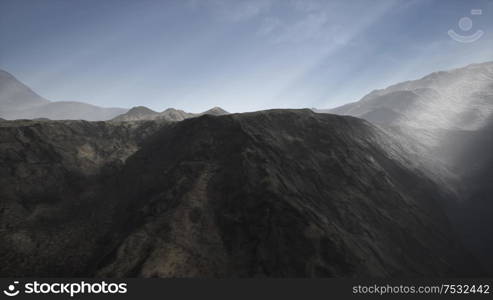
[0,110,481,277]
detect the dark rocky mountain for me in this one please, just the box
[0,69,127,121]
[0,110,481,277]
[112,106,228,122]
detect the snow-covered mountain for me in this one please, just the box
[0,69,126,121]
[325,62,493,130]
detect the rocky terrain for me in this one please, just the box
[0,110,482,277]
[0,118,170,276]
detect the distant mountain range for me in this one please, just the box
[0,69,228,121]
[0,69,127,121]
[111,106,228,122]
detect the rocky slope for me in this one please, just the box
[0,110,481,277]
[383,117,493,271]
[325,62,493,272]
[0,69,126,121]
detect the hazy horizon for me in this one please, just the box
[1,0,493,113]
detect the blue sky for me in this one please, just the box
[1,0,492,112]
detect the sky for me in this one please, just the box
[1,0,493,113]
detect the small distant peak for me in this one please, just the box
[162,107,178,113]
[111,106,160,121]
[202,106,229,115]
[161,107,190,114]
[128,106,157,114]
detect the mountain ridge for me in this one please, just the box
[111,105,229,122]
[323,61,493,130]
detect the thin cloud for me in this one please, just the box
[257,1,351,45]
[189,0,273,22]
[258,17,282,36]
[272,12,330,44]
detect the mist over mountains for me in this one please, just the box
[322,61,493,131]
[323,61,493,271]
[0,70,127,121]
[0,62,492,277]
[0,68,230,123]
